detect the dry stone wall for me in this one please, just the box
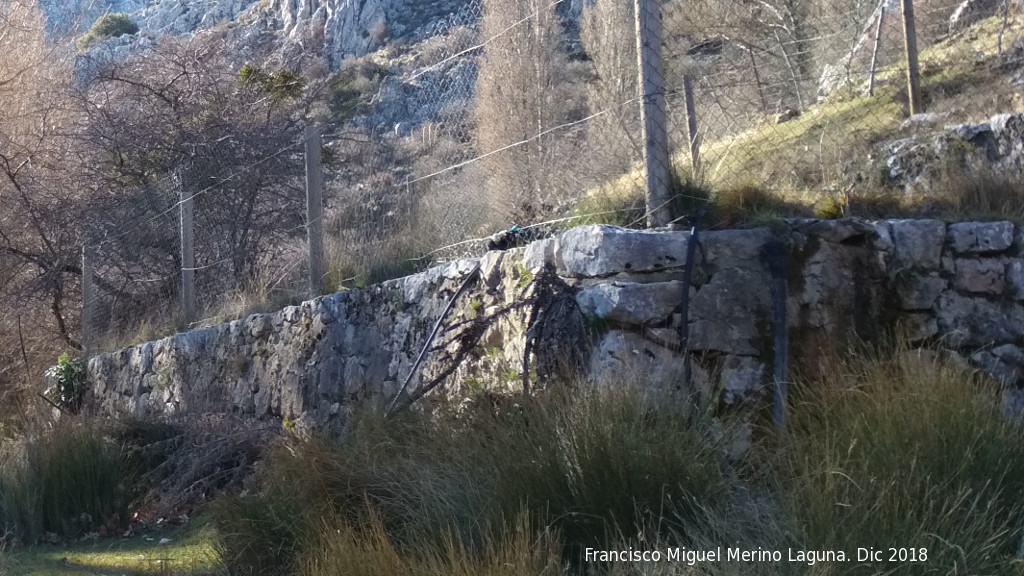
[80,218,1024,430]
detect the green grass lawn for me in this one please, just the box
[5,520,222,576]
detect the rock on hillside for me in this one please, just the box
[43,0,477,69]
[881,112,1024,193]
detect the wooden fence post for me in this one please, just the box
[900,0,923,115]
[305,126,325,298]
[634,0,672,227]
[683,73,701,179]
[868,4,886,97]
[81,243,94,357]
[179,170,196,326]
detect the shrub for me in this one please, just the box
[239,65,306,101]
[76,13,139,50]
[43,353,87,414]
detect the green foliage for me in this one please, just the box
[45,353,88,414]
[0,422,134,543]
[238,65,306,101]
[76,13,139,50]
[327,59,388,124]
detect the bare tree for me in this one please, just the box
[473,0,581,224]
[581,0,642,181]
[74,36,314,331]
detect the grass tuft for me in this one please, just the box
[0,421,134,544]
[781,344,1024,575]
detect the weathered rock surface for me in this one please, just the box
[557,225,691,277]
[888,220,946,270]
[972,344,1024,385]
[949,0,1002,33]
[576,281,687,325]
[896,273,946,310]
[881,113,1024,193]
[952,258,1006,294]
[948,221,1015,254]
[935,292,1024,347]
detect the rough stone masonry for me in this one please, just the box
[80,218,1024,431]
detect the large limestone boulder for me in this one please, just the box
[557,225,692,277]
[888,219,946,270]
[949,0,1002,33]
[576,281,688,325]
[947,221,1014,255]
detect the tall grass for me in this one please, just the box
[782,346,1024,575]
[214,341,1024,576]
[0,421,133,543]
[214,385,730,576]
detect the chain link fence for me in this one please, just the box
[74,0,1024,350]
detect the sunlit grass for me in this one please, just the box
[576,10,1024,227]
[8,519,223,576]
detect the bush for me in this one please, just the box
[43,353,87,414]
[0,422,133,543]
[76,13,139,50]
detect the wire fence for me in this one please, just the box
[76,0,1024,352]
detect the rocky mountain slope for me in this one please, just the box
[41,0,478,69]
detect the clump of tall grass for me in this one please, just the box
[0,421,134,544]
[781,345,1024,575]
[300,512,564,576]
[214,385,730,576]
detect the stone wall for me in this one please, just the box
[81,219,1024,429]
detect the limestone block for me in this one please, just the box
[797,218,878,244]
[972,344,1024,386]
[947,221,1014,254]
[720,356,768,405]
[953,259,1005,294]
[588,330,705,391]
[888,219,946,270]
[576,281,688,325]
[896,273,946,310]
[935,292,1024,347]
[699,228,773,270]
[689,268,771,356]
[522,237,556,273]
[1006,259,1024,300]
[557,225,691,277]
[898,313,939,342]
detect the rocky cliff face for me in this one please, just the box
[76,219,1024,432]
[41,0,474,68]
